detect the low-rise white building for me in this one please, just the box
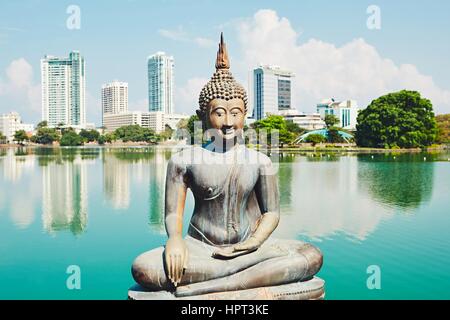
[277,109,326,131]
[103,112,143,133]
[141,112,165,133]
[316,98,358,130]
[0,112,34,143]
[103,112,188,133]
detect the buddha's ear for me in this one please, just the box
[195,109,206,122]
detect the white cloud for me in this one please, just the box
[158,26,187,41]
[194,37,215,48]
[234,9,450,114]
[159,26,215,48]
[0,58,41,117]
[175,77,208,115]
[6,58,33,88]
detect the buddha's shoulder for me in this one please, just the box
[168,146,204,166]
[243,147,273,166]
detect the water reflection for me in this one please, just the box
[358,153,435,210]
[148,150,170,232]
[103,148,172,231]
[0,147,443,240]
[2,148,35,183]
[42,156,88,235]
[275,154,389,241]
[278,153,294,208]
[103,154,131,210]
[1,149,39,229]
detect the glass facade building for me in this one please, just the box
[316,99,358,130]
[147,52,174,114]
[251,65,294,120]
[41,51,86,127]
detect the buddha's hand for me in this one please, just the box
[212,236,261,259]
[164,236,188,287]
[233,236,262,252]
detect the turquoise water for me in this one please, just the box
[0,146,449,300]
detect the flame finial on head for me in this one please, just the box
[215,32,230,70]
[198,33,248,119]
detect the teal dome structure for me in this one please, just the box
[296,129,354,143]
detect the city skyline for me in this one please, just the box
[1,0,450,126]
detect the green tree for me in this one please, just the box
[60,131,83,146]
[436,114,450,143]
[55,122,65,135]
[114,125,159,143]
[79,129,100,143]
[187,115,203,144]
[285,121,305,135]
[305,133,326,146]
[327,127,345,143]
[160,124,174,141]
[251,115,296,146]
[14,130,29,144]
[31,127,60,145]
[176,118,189,130]
[0,131,6,144]
[324,114,340,128]
[36,121,48,129]
[142,128,160,143]
[98,135,106,145]
[103,132,116,143]
[356,90,437,148]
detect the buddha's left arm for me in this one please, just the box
[233,159,280,251]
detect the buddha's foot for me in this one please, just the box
[128,277,325,300]
[175,250,322,297]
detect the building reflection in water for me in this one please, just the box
[42,153,88,235]
[103,153,130,210]
[3,148,35,183]
[278,153,294,209]
[1,148,39,229]
[274,152,436,241]
[148,149,173,232]
[274,154,391,241]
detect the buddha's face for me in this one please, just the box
[206,98,246,141]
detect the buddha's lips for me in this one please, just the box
[222,128,235,136]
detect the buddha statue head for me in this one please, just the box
[197,33,248,143]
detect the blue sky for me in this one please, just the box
[1,0,450,125]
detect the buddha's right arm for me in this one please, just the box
[165,158,188,237]
[164,158,188,286]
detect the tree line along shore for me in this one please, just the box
[1,90,450,150]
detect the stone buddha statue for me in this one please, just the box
[130,34,324,300]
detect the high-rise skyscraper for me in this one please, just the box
[147,52,174,114]
[250,65,294,120]
[101,81,128,126]
[41,51,86,127]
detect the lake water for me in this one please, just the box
[1,146,449,300]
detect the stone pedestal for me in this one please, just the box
[128,277,325,300]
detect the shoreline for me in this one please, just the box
[1,143,449,153]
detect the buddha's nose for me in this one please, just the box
[224,114,233,127]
